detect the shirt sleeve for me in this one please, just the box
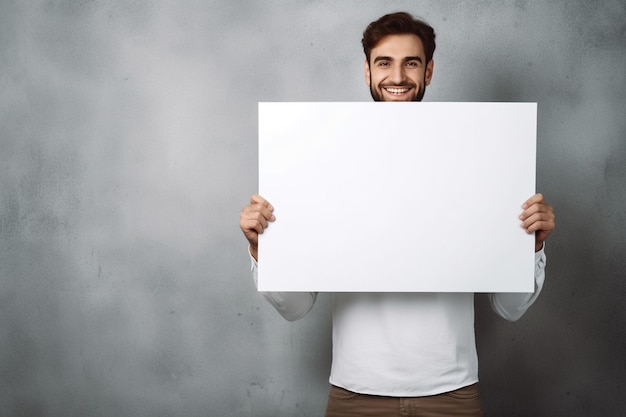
[249,249,318,322]
[488,244,547,322]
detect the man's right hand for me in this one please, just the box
[239,194,275,261]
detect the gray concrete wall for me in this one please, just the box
[1,1,624,416]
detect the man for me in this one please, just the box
[240,12,555,417]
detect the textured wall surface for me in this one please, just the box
[1,1,624,416]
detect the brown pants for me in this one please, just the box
[324,383,483,417]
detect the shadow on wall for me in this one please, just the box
[471,39,626,414]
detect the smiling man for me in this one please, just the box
[364,29,434,102]
[239,12,555,417]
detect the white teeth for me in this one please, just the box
[385,88,409,94]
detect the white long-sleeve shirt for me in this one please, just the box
[251,247,546,396]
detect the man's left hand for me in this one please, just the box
[520,193,555,252]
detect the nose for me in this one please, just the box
[389,64,407,84]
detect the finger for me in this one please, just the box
[521,193,544,209]
[241,211,270,231]
[520,204,542,220]
[250,194,274,212]
[239,217,268,246]
[242,203,275,222]
[520,202,553,221]
[521,209,554,226]
[525,221,554,235]
[521,213,555,233]
[251,220,266,235]
[247,194,275,221]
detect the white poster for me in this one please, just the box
[258,102,537,292]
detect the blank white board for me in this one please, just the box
[258,102,536,292]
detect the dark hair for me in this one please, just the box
[362,12,436,64]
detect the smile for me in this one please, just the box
[384,87,411,94]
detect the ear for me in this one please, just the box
[425,60,434,86]
[364,59,371,87]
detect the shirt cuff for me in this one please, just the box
[248,246,258,271]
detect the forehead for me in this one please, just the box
[370,34,425,60]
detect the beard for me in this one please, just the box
[369,78,426,102]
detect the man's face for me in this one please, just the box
[365,34,434,102]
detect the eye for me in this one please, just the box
[377,61,390,67]
[406,61,420,68]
